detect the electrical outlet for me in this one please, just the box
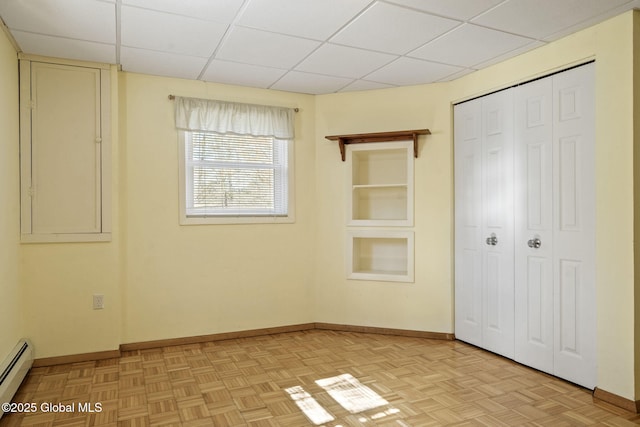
[93,294,104,310]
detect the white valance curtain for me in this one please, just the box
[174,96,295,139]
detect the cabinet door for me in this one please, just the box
[552,63,596,389]
[454,100,483,346]
[31,62,101,233]
[514,78,554,374]
[20,59,111,242]
[481,90,515,359]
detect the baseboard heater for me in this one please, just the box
[0,339,33,419]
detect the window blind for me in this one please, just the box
[185,132,288,216]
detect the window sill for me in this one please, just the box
[179,215,295,225]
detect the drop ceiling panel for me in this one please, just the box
[121,6,227,57]
[542,0,639,41]
[10,31,115,63]
[237,0,371,40]
[271,71,353,95]
[296,44,397,79]
[436,68,476,82]
[366,57,463,86]
[330,2,461,55]
[202,60,288,89]
[0,0,115,43]
[120,47,208,80]
[472,0,633,40]
[473,40,545,69]
[121,0,244,23]
[1,0,639,94]
[339,80,395,92]
[216,27,321,69]
[386,0,504,20]
[410,24,533,68]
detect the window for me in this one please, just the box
[175,97,295,224]
[183,131,288,217]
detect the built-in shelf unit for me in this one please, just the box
[326,129,429,283]
[347,230,415,282]
[348,141,413,226]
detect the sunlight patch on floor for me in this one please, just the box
[285,385,335,425]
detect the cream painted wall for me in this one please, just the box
[0,28,22,361]
[633,10,640,400]
[314,83,454,333]
[20,67,122,359]
[119,73,316,344]
[314,11,638,400]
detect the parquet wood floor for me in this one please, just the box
[2,330,639,426]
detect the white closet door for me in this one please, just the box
[454,90,515,358]
[514,78,555,374]
[552,63,596,389]
[454,100,483,347]
[481,90,515,359]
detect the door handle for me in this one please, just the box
[486,233,498,246]
[527,238,542,249]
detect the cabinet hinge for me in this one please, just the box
[28,187,34,197]
[28,100,35,109]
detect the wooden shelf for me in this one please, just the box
[325,129,430,161]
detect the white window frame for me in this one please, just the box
[178,130,295,225]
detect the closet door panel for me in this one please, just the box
[552,63,596,389]
[454,100,483,346]
[514,78,554,374]
[481,90,515,359]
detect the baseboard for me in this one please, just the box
[33,323,455,366]
[32,349,121,368]
[120,323,316,351]
[314,322,455,340]
[593,387,640,413]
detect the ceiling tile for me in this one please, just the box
[120,47,208,80]
[270,71,352,94]
[472,0,632,40]
[339,80,395,92]
[121,0,244,23]
[10,31,115,63]
[216,27,321,69]
[472,40,544,68]
[542,0,639,41]
[330,2,461,55]
[436,68,476,82]
[0,0,115,43]
[121,6,227,58]
[385,0,503,20]
[202,60,288,89]
[410,24,533,68]
[237,0,370,40]
[296,44,397,79]
[366,57,463,86]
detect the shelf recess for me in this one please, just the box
[325,129,431,161]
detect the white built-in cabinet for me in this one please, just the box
[454,63,596,389]
[348,141,414,227]
[326,130,429,283]
[346,141,414,282]
[19,56,111,242]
